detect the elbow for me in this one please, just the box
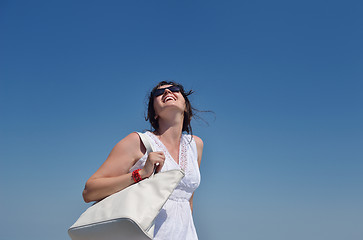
[82,181,95,203]
[82,188,92,203]
[82,178,107,203]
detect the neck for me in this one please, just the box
[154,113,184,143]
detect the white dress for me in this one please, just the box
[129,131,201,240]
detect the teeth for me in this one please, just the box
[164,96,174,102]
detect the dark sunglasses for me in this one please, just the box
[152,85,181,97]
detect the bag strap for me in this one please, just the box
[136,132,160,175]
[136,132,155,153]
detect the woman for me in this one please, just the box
[82,81,204,240]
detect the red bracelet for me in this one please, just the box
[132,169,142,183]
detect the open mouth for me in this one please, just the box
[163,96,176,103]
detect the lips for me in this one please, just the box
[163,95,176,103]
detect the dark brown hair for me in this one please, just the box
[145,81,194,135]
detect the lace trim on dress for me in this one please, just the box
[179,136,188,173]
[147,131,188,173]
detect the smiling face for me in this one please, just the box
[146,81,194,133]
[153,84,186,118]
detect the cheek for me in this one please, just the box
[181,99,187,111]
[153,98,160,113]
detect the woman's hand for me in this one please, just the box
[139,151,165,178]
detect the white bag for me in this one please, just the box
[68,132,185,240]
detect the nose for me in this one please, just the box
[164,88,172,94]
[162,88,173,96]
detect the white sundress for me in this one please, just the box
[129,131,201,240]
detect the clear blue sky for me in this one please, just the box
[1,1,362,239]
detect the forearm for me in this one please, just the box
[82,172,135,203]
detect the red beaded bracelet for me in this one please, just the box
[132,169,142,183]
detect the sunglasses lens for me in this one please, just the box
[153,89,164,96]
[169,86,180,92]
[153,85,181,97]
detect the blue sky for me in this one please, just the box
[1,1,362,239]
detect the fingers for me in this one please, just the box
[151,152,165,169]
[143,151,165,177]
[149,152,165,163]
[153,152,165,173]
[155,164,163,173]
[155,158,164,173]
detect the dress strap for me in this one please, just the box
[135,132,155,153]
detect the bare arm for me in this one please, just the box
[189,135,204,213]
[82,132,165,203]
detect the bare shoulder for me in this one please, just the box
[115,132,146,157]
[119,132,141,147]
[192,135,204,167]
[192,135,204,149]
[89,132,145,179]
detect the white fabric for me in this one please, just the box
[69,167,184,240]
[129,131,201,240]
